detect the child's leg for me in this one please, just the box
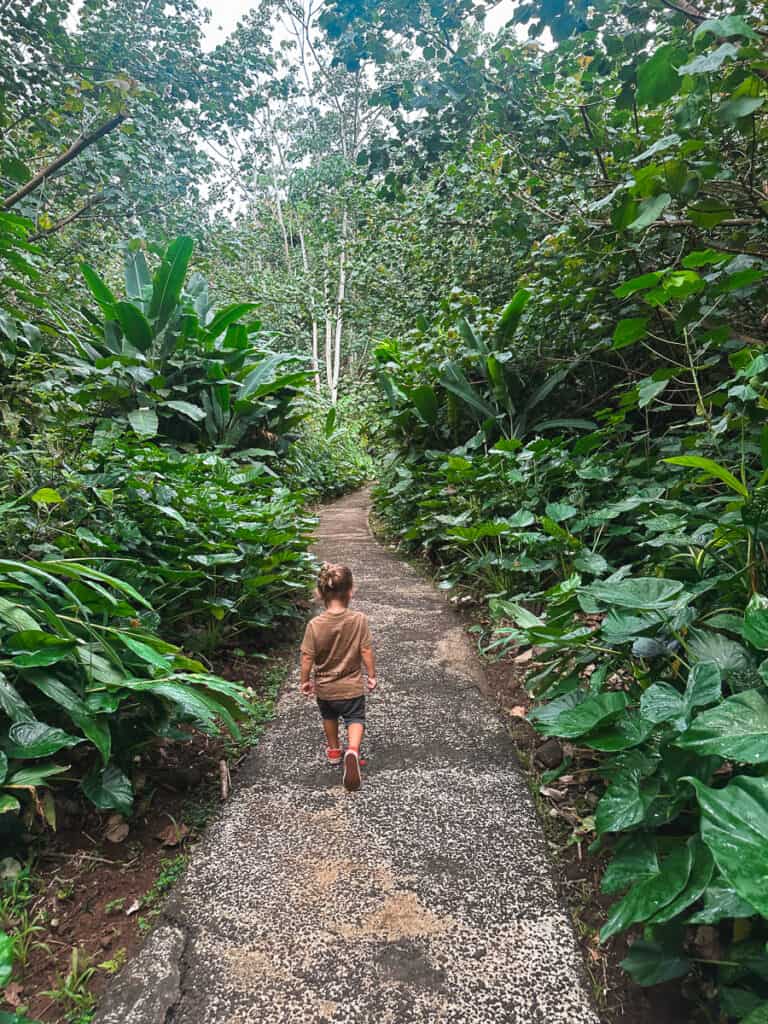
[346,722,364,752]
[322,717,340,750]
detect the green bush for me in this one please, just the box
[0,558,251,824]
[0,436,316,651]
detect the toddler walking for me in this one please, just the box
[300,562,376,791]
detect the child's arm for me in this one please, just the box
[362,645,377,691]
[299,652,315,696]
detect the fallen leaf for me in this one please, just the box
[126,899,141,916]
[4,982,23,1006]
[157,822,190,847]
[104,814,129,844]
[514,648,535,664]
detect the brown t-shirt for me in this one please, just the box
[301,608,372,700]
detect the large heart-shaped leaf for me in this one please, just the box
[600,840,693,942]
[620,940,691,986]
[585,577,683,609]
[596,756,661,835]
[546,691,628,739]
[127,407,159,438]
[601,834,659,895]
[742,594,768,650]
[684,776,768,916]
[641,662,721,731]
[677,689,768,762]
[648,838,714,924]
[81,764,133,815]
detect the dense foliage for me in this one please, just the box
[5,0,768,1017]
[354,0,768,1019]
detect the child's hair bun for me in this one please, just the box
[317,562,353,600]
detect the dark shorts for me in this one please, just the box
[317,695,366,725]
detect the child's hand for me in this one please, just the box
[367,676,377,691]
[300,679,315,697]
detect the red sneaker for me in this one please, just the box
[343,749,361,792]
[326,747,342,767]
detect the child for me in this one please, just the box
[299,562,377,791]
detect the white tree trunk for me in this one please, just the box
[298,221,321,391]
[323,257,333,397]
[331,206,348,406]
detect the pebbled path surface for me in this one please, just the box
[95,488,598,1024]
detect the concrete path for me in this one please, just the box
[95,489,598,1024]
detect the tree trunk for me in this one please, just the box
[331,206,348,406]
[323,255,333,397]
[298,221,321,390]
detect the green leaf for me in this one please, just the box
[544,502,578,522]
[586,576,683,609]
[81,263,117,315]
[681,249,731,269]
[496,288,530,339]
[601,834,659,895]
[5,721,82,758]
[31,487,63,506]
[0,796,20,817]
[584,712,654,752]
[406,385,439,426]
[638,377,670,408]
[684,775,768,916]
[694,15,760,41]
[664,455,747,497]
[688,199,734,229]
[7,762,70,787]
[612,318,648,349]
[596,755,660,835]
[125,249,151,303]
[548,692,629,739]
[0,674,34,723]
[149,235,194,329]
[641,663,721,731]
[637,45,686,107]
[440,362,498,421]
[115,301,153,352]
[648,838,714,924]
[743,1004,768,1024]
[600,841,693,942]
[0,930,13,987]
[641,683,687,728]
[677,689,768,763]
[25,673,111,765]
[628,193,671,232]
[127,407,158,438]
[116,633,172,670]
[324,407,337,438]
[205,302,259,339]
[679,43,739,76]
[81,764,133,815]
[163,400,206,423]
[614,272,663,298]
[687,629,753,673]
[743,594,768,650]
[717,96,765,124]
[688,882,758,923]
[621,940,691,986]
